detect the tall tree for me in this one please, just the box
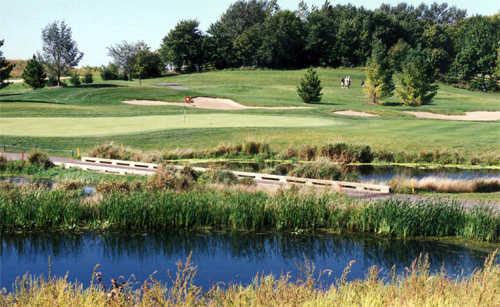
[160,20,203,71]
[207,0,277,68]
[258,10,306,68]
[22,55,46,89]
[41,21,83,86]
[107,41,147,80]
[396,49,438,106]
[135,50,163,80]
[364,40,394,104]
[449,16,498,81]
[0,40,14,87]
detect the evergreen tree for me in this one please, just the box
[396,49,439,106]
[22,55,46,89]
[297,68,322,103]
[0,40,14,88]
[364,40,394,104]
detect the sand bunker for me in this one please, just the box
[123,97,309,110]
[334,110,379,118]
[404,111,500,122]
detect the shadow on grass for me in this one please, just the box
[0,99,65,104]
[0,93,23,98]
[75,84,122,89]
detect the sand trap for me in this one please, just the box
[123,97,310,110]
[404,111,500,122]
[334,110,379,118]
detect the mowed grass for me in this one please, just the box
[0,114,335,137]
[0,68,498,156]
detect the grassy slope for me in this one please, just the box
[0,69,498,156]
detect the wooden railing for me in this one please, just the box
[61,157,391,194]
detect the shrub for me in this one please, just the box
[272,163,294,175]
[147,166,198,190]
[100,63,119,80]
[297,68,323,103]
[69,72,81,86]
[22,55,46,89]
[289,160,342,180]
[242,141,270,156]
[0,155,7,171]
[82,72,93,84]
[298,145,317,161]
[199,169,239,185]
[27,151,53,169]
[47,75,65,86]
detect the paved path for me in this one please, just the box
[1,152,498,210]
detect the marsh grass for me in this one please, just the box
[391,176,500,193]
[0,188,497,241]
[1,251,498,306]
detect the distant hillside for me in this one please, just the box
[8,59,27,79]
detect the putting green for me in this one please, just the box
[1,114,337,137]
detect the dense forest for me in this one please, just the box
[158,1,499,90]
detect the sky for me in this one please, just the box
[2,0,499,66]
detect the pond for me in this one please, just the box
[1,232,497,291]
[183,161,500,183]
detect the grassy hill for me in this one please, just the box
[0,68,498,159]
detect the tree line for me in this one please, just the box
[1,1,498,92]
[159,1,498,91]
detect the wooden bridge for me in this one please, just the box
[57,157,391,194]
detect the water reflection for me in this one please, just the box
[1,232,495,290]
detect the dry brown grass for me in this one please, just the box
[1,251,498,306]
[390,176,500,193]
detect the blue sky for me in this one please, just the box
[2,0,498,66]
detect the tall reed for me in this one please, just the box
[0,188,497,241]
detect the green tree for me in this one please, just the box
[396,49,438,106]
[297,68,322,103]
[0,40,14,87]
[100,63,119,80]
[41,21,83,86]
[22,55,46,89]
[107,41,147,81]
[364,40,394,104]
[207,0,277,68]
[258,10,306,68]
[160,20,203,71]
[134,50,163,80]
[449,16,497,81]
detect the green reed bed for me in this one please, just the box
[0,188,498,241]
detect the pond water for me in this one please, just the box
[1,232,497,291]
[186,161,500,183]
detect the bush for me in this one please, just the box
[47,75,65,87]
[82,72,93,84]
[69,73,81,86]
[22,55,46,89]
[199,169,239,185]
[272,163,294,175]
[147,166,198,190]
[100,63,119,80]
[27,151,53,169]
[470,75,498,92]
[289,160,342,180]
[297,68,323,103]
[0,155,7,171]
[298,145,317,161]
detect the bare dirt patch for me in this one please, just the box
[404,111,500,121]
[334,110,379,118]
[123,97,310,110]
